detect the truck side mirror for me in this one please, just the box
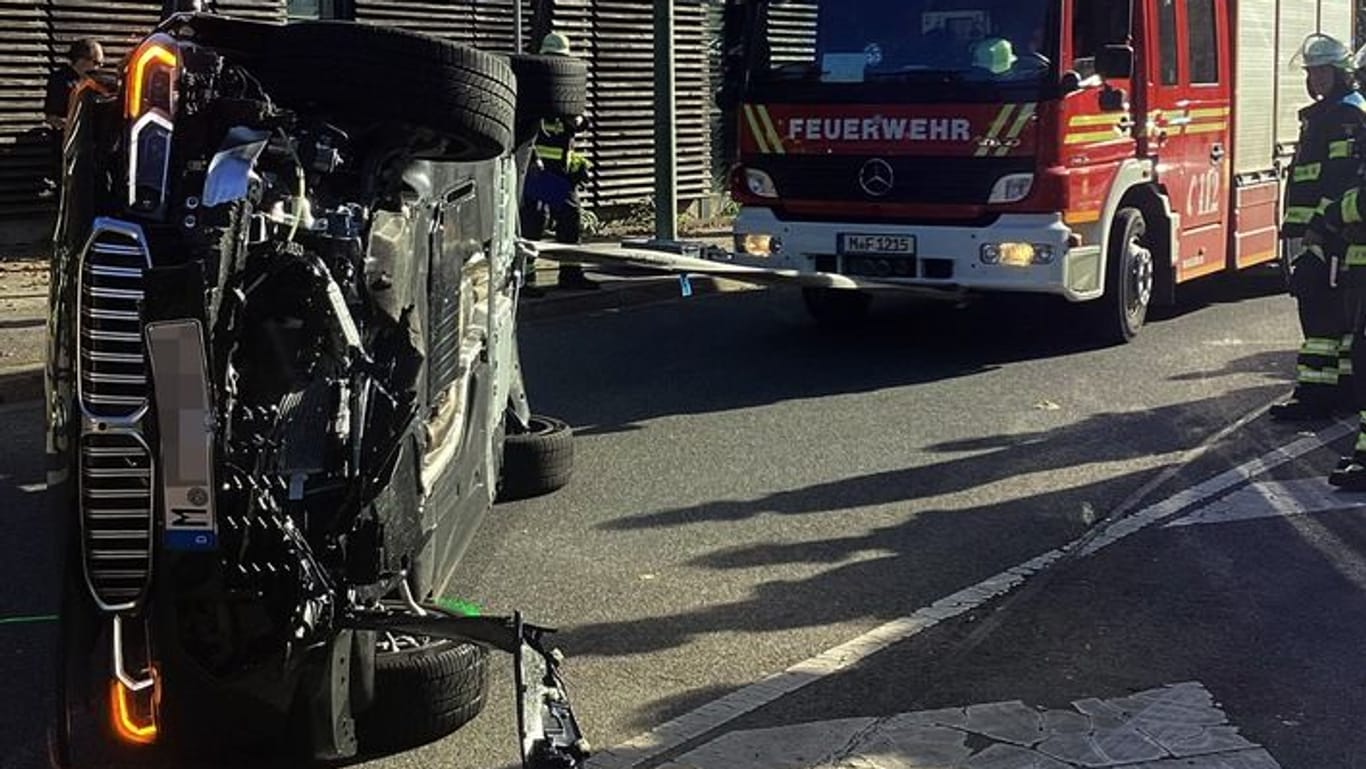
[1096,44,1134,80]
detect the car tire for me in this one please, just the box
[1091,207,1153,344]
[508,53,588,124]
[802,287,872,327]
[355,618,489,754]
[257,22,516,162]
[498,415,575,502]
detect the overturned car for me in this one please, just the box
[48,13,586,765]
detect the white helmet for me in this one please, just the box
[1293,33,1352,71]
[540,32,571,56]
[1354,42,1366,73]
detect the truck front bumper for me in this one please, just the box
[733,208,1104,302]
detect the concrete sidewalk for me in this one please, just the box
[0,241,753,405]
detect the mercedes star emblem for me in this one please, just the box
[858,158,895,197]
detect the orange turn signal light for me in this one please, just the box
[110,679,158,745]
[125,42,178,119]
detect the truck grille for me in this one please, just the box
[79,226,150,420]
[81,431,154,610]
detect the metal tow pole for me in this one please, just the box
[653,0,678,241]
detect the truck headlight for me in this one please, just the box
[736,233,781,257]
[744,168,779,199]
[980,242,1054,266]
[987,173,1034,204]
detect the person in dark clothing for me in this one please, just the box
[521,31,598,291]
[43,39,104,190]
[44,39,104,131]
[1270,33,1366,422]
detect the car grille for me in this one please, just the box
[79,226,150,420]
[81,431,154,609]
[78,219,155,611]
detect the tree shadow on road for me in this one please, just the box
[525,274,1292,439]
[599,385,1283,532]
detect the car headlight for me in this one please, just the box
[987,173,1035,204]
[744,168,779,199]
[125,36,179,217]
[980,242,1054,266]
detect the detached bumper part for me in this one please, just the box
[343,610,588,768]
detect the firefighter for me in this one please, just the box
[1298,45,1366,488]
[1271,34,1366,422]
[521,31,597,291]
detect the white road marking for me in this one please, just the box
[1166,479,1366,528]
[658,682,1275,769]
[586,422,1352,769]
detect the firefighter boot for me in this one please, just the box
[1269,395,1335,422]
[1329,455,1366,489]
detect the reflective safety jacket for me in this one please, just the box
[1283,88,1366,238]
[533,117,591,183]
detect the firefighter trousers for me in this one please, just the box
[1288,247,1353,407]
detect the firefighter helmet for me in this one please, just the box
[1293,33,1352,71]
[540,32,571,56]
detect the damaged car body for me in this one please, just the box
[47,12,586,765]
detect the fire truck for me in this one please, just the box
[719,0,1355,341]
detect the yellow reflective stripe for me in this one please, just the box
[1356,431,1366,452]
[1298,365,1340,384]
[535,145,565,160]
[977,104,1017,157]
[995,102,1036,157]
[1331,139,1355,159]
[755,105,785,155]
[1184,122,1227,135]
[742,105,771,154]
[1064,129,1122,145]
[1285,207,1318,224]
[1067,111,1129,127]
[1189,107,1230,119]
[1302,337,1341,356]
[1294,163,1322,182]
[1341,360,1355,375]
[1320,198,1334,213]
[1342,334,1355,352]
[1346,244,1366,266]
[1343,189,1363,225]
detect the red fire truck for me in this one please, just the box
[720,0,1355,341]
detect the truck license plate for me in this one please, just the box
[840,234,915,256]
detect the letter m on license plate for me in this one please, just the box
[839,234,915,256]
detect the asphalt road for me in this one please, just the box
[4,269,1364,769]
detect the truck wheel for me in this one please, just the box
[1093,207,1153,344]
[802,287,872,327]
[355,618,489,754]
[258,22,516,161]
[498,415,575,502]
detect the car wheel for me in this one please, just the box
[498,415,574,502]
[1091,207,1152,344]
[257,22,516,162]
[802,287,872,327]
[355,613,489,754]
[507,53,588,126]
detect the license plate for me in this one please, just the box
[839,234,915,256]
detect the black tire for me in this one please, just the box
[258,22,516,161]
[1092,207,1153,344]
[507,54,589,123]
[802,287,872,327]
[498,415,575,502]
[355,620,489,754]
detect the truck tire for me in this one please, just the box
[355,622,489,754]
[498,415,575,502]
[258,22,516,161]
[802,287,872,327]
[1093,207,1153,344]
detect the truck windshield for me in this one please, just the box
[751,0,1057,91]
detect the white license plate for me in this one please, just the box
[840,234,915,256]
